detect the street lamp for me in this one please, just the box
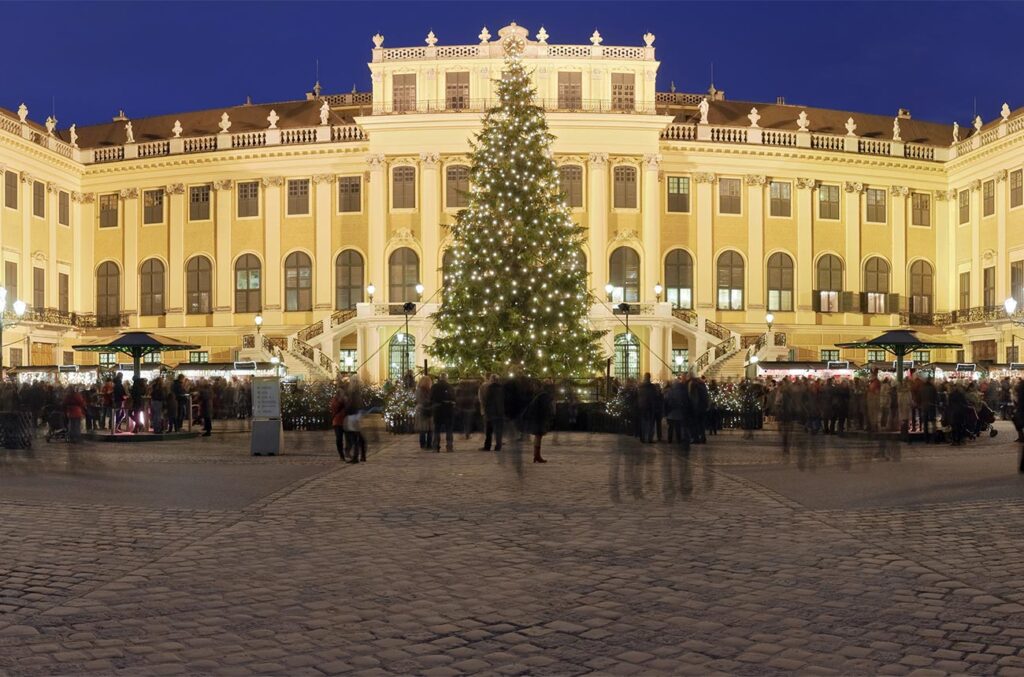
[1005,297,1022,362]
[674,353,684,374]
[270,354,281,378]
[604,283,614,302]
[366,283,375,303]
[654,282,663,303]
[401,300,417,381]
[0,288,27,377]
[254,313,263,335]
[765,312,775,334]
[415,282,424,298]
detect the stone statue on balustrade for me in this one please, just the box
[125,121,135,144]
[698,98,709,125]
[319,101,330,126]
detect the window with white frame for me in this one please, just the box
[237,181,259,218]
[613,166,637,209]
[818,184,840,219]
[338,176,361,213]
[865,188,886,223]
[959,189,970,224]
[445,71,469,110]
[667,176,689,213]
[1012,169,1023,208]
[610,73,635,111]
[664,249,693,310]
[32,180,44,218]
[189,351,209,364]
[392,73,416,112]
[99,194,118,228]
[959,272,970,311]
[58,190,69,226]
[557,72,582,109]
[560,165,583,208]
[189,185,211,221]
[3,171,16,209]
[769,181,791,217]
[816,255,843,313]
[719,178,741,214]
[821,349,840,362]
[609,247,640,303]
[911,192,930,226]
[445,165,470,209]
[766,252,794,312]
[99,352,117,367]
[983,180,995,216]
[143,352,160,364]
[864,257,890,313]
[913,350,931,363]
[867,349,887,362]
[716,250,744,310]
[909,260,933,313]
[392,166,416,209]
[143,189,164,224]
[286,179,310,216]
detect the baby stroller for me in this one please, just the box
[44,405,68,443]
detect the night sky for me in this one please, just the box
[4,1,1021,129]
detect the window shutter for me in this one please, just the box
[840,291,854,312]
[811,291,821,313]
[859,292,868,314]
[888,293,901,314]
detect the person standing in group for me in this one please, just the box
[330,384,347,461]
[430,373,456,452]
[62,385,86,443]
[344,376,366,461]
[150,377,165,433]
[919,376,938,442]
[688,375,709,444]
[112,373,127,433]
[456,379,478,440]
[637,373,659,444]
[479,374,505,451]
[664,375,691,451]
[522,380,556,463]
[198,379,213,436]
[414,375,434,450]
[172,374,188,432]
[100,377,114,431]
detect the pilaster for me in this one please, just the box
[795,178,815,320]
[20,174,32,301]
[46,183,57,307]
[694,172,715,311]
[367,155,387,299]
[262,176,284,324]
[970,180,982,306]
[313,174,334,311]
[944,190,958,312]
[78,193,95,313]
[166,184,187,325]
[745,174,766,311]
[641,154,661,303]
[71,191,86,312]
[995,170,1009,303]
[587,153,609,295]
[120,188,139,321]
[843,181,864,293]
[419,153,440,297]
[213,180,233,326]
[890,186,908,295]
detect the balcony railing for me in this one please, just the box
[705,319,730,341]
[671,308,698,327]
[373,98,658,115]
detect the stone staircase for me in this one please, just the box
[703,349,749,381]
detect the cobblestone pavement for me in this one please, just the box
[3,422,1024,675]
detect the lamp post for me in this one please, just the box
[765,312,774,334]
[366,283,375,303]
[270,354,281,379]
[605,283,614,303]
[0,288,27,378]
[254,313,263,335]
[618,301,635,379]
[654,282,663,303]
[1005,297,1022,363]
[674,353,684,375]
[400,282,422,381]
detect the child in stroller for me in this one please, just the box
[43,404,68,443]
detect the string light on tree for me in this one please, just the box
[428,32,604,378]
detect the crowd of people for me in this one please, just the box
[0,375,254,442]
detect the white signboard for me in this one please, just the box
[252,376,281,419]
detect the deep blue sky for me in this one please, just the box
[4,1,1020,128]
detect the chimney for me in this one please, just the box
[112,109,128,122]
[776,96,786,105]
[897,108,911,119]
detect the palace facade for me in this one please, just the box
[1,22,1022,382]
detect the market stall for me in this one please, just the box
[8,365,103,385]
[170,361,282,379]
[919,362,985,381]
[836,330,963,383]
[756,360,858,380]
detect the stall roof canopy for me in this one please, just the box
[835,330,963,352]
[72,331,200,354]
[173,362,277,371]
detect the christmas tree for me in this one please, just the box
[428,35,605,378]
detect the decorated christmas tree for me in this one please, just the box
[428,34,605,378]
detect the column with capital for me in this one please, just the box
[20,174,32,301]
[587,154,609,296]
[890,186,908,296]
[970,180,982,306]
[933,190,952,312]
[70,192,87,312]
[166,184,187,325]
[995,171,1009,303]
[211,180,233,326]
[945,190,958,312]
[366,154,387,302]
[120,188,139,323]
[694,173,715,311]
[795,178,816,321]
[843,182,863,295]
[262,177,284,324]
[77,193,95,312]
[641,154,661,304]
[745,175,766,312]
[313,174,334,312]
[419,153,440,297]
[46,183,58,308]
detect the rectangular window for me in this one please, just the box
[338,176,361,213]
[866,292,887,314]
[671,348,689,373]
[237,181,259,218]
[286,179,310,216]
[557,72,582,109]
[913,350,931,363]
[983,180,995,217]
[142,352,160,364]
[32,181,44,218]
[911,192,930,227]
[32,266,43,310]
[189,185,211,221]
[4,171,17,209]
[560,166,583,208]
[143,189,164,224]
[5,261,17,302]
[58,191,69,226]
[984,266,995,307]
[867,349,887,362]
[99,194,118,227]
[98,352,117,367]
[667,176,690,213]
[819,290,839,313]
[613,166,637,209]
[58,272,69,314]
[611,73,635,111]
[865,188,886,223]
[959,189,970,224]
[189,351,209,364]
[719,178,741,214]
[445,166,470,209]
[392,166,416,209]
[1012,169,1023,208]
[1010,346,1020,364]
[339,349,358,372]
[445,71,469,110]
[959,272,970,311]
[769,181,791,217]
[63,351,74,366]
[9,348,23,368]
[821,349,839,362]
[1013,260,1024,305]
[392,73,416,113]
[818,184,840,219]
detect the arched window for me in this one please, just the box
[445,165,470,209]
[335,250,363,310]
[96,261,120,323]
[716,251,744,310]
[909,260,934,314]
[614,332,640,381]
[816,254,843,313]
[608,247,640,303]
[139,259,165,316]
[234,254,261,313]
[186,256,212,315]
[664,249,693,310]
[389,247,420,303]
[284,252,313,312]
[864,257,890,314]
[766,252,794,312]
[388,332,415,381]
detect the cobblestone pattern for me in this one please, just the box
[2,431,1024,675]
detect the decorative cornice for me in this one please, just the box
[844,181,865,194]
[556,154,587,166]
[796,178,817,190]
[693,172,716,184]
[587,152,608,166]
[118,187,138,199]
[744,174,766,186]
[418,152,440,166]
[366,153,386,168]
[312,174,335,184]
[261,176,284,187]
[889,185,909,197]
[212,179,234,191]
[166,183,185,195]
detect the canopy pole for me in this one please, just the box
[895,347,906,383]
[133,348,142,382]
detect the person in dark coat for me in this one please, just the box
[664,376,691,451]
[330,386,347,461]
[112,373,127,433]
[430,372,456,452]
[637,373,660,444]
[172,375,187,432]
[198,380,213,436]
[688,376,709,444]
[947,384,968,446]
[479,374,505,451]
[522,380,556,463]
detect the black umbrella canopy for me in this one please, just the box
[73,331,200,380]
[835,330,962,382]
